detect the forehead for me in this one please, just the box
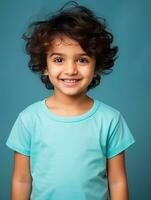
[53,36,79,46]
[48,36,85,53]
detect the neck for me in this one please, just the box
[50,91,91,108]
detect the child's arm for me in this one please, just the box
[11,152,32,200]
[107,151,129,200]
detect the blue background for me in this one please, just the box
[1,0,150,199]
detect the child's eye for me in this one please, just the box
[53,57,63,63]
[77,58,89,64]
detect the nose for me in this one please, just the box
[64,61,78,75]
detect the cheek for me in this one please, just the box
[80,66,95,78]
[46,67,58,84]
[47,65,60,77]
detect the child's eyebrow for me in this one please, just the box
[48,53,89,57]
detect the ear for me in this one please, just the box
[93,71,98,77]
[43,68,48,75]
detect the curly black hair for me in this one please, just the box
[22,1,118,91]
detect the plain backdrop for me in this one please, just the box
[0,0,151,199]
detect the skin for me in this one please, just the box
[44,35,98,114]
[107,152,129,200]
[11,36,129,200]
[11,153,32,200]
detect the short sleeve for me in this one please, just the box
[6,113,31,156]
[106,112,135,159]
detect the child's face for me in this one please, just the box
[45,36,97,97]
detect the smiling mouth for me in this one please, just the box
[60,79,81,83]
[60,79,81,86]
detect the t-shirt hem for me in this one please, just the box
[106,138,135,159]
[6,141,30,156]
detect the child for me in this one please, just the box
[6,1,135,200]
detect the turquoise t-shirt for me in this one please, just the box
[6,98,135,200]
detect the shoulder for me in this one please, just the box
[18,99,44,127]
[94,99,124,130]
[20,99,42,114]
[96,99,121,121]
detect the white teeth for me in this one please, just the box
[62,79,78,83]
